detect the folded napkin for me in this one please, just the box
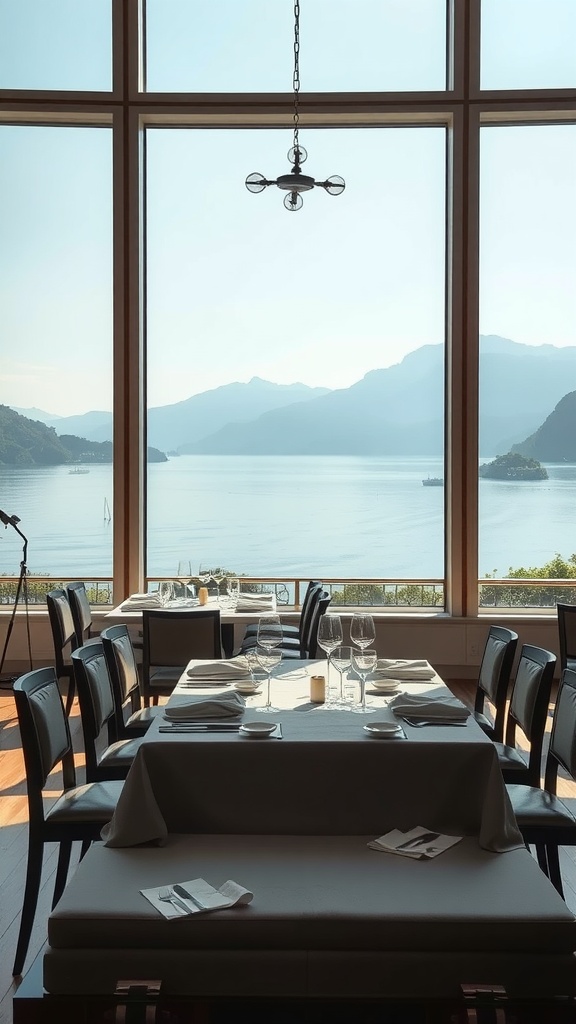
[142,877,254,919]
[373,659,435,680]
[235,593,276,612]
[120,592,163,610]
[368,827,463,860]
[186,658,251,682]
[164,690,246,721]
[388,687,470,720]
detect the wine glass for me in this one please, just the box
[351,648,378,714]
[255,645,282,712]
[350,613,376,651]
[176,559,193,601]
[331,645,353,705]
[316,615,343,707]
[256,614,283,652]
[223,576,239,610]
[211,566,225,604]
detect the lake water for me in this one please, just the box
[1,455,576,580]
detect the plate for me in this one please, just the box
[363,721,404,737]
[234,683,262,695]
[370,678,402,692]
[239,722,278,737]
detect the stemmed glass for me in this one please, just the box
[255,645,282,713]
[351,648,378,713]
[331,645,353,705]
[211,567,225,604]
[316,615,343,707]
[350,613,376,651]
[256,614,283,653]
[176,559,193,601]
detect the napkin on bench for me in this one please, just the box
[235,593,276,612]
[142,877,254,919]
[164,690,246,721]
[388,688,470,721]
[186,659,252,683]
[374,659,435,680]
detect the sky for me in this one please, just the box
[0,1,575,416]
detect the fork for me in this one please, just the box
[157,887,190,915]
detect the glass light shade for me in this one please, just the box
[284,192,303,211]
[245,172,267,193]
[288,144,307,164]
[323,175,346,196]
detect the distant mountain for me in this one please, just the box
[43,409,114,443]
[0,406,166,465]
[10,406,61,424]
[512,391,576,462]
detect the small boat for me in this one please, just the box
[69,467,90,475]
[422,476,443,487]
[104,497,112,523]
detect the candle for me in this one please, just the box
[310,675,325,704]
[198,587,209,606]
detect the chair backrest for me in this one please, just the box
[101,624,141,739]
[303,591,332,659]
[545,667,576,793]
[71,641,117,779]
[46,589,77,673]
[66,581,93,647]
[474,625,518,742]
[557,603,576,673]
[142,609,222,669]
[298,581,323,641]
[503,643,556,787]
[13,667,76,822]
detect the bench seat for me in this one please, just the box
[43,834,576,1001]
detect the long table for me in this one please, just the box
[102,660,523,852]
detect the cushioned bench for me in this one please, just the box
[43,834,576,1002]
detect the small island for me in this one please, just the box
[479,452,548,481]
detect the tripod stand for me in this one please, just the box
[0,509,33,686]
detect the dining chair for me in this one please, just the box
[239,582,325,657]
[142,608,222,706]
[71,641,143,782]
[46,588,99,715]
[557,603,576,674]
[472,625,518,741]
[507,667,576,897]
[241,580,323,645]
[101,624,163,738]
[288,589,332,659]
[493,644,556,788]
[65,581,95,648]
[12,666,123,977]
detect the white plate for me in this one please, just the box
[370,678,402,691]
[234,683,261,695]
[239,722,278,737]
[363,721,404,737]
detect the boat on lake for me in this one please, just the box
[68,467,90,475]
[422,476,443,487]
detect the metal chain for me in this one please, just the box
[292,0,300,151]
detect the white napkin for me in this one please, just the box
[120,592,163,610]
[164,690,246,720]
[368,827,463,860]
[374,659,435,680]
[388,687,470,720]
[186,659,251,682]
[142,877,254,919]
[235,593,276,612]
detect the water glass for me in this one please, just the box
[317,614,343,707]
[351,648,378,714]
[331,645,353,705]
[158,580,174,606]
[255,645,282,713]
[257,614,283,652]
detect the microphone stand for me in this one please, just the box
[0,510,33,686]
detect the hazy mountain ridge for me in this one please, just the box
[8,337,576,458]
[512,391,576,461]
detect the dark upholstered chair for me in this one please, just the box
[494,644,555,788]
[65,581,95,648]
[557,603,576,674]
[101,624,163,737]
[472,625,518,741]
[12,667,123,976]
[281,590,332,659]
[507,667,576,897]
[46,588,99,715]
[141,608,222,705]
[241,581,322,645]
[71,642,143,782]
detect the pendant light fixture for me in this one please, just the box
[245,0,345,212]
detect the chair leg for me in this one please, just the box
[545,844,564,898]
[52,841,72,908]
[535,843,550,875]
[13,837,44,976]
[79,838,91,860]
[65,675,75,716]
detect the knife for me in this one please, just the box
[159,723,241,732]
[172,884,206,910]
[396,831,440,851]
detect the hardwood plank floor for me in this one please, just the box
[2,680,576,1024]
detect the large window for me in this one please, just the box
[1,0,574,612]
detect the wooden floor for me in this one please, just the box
[2,679,576,1024]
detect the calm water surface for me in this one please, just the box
[1,455,575,579]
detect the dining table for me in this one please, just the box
[102,659,523,853]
